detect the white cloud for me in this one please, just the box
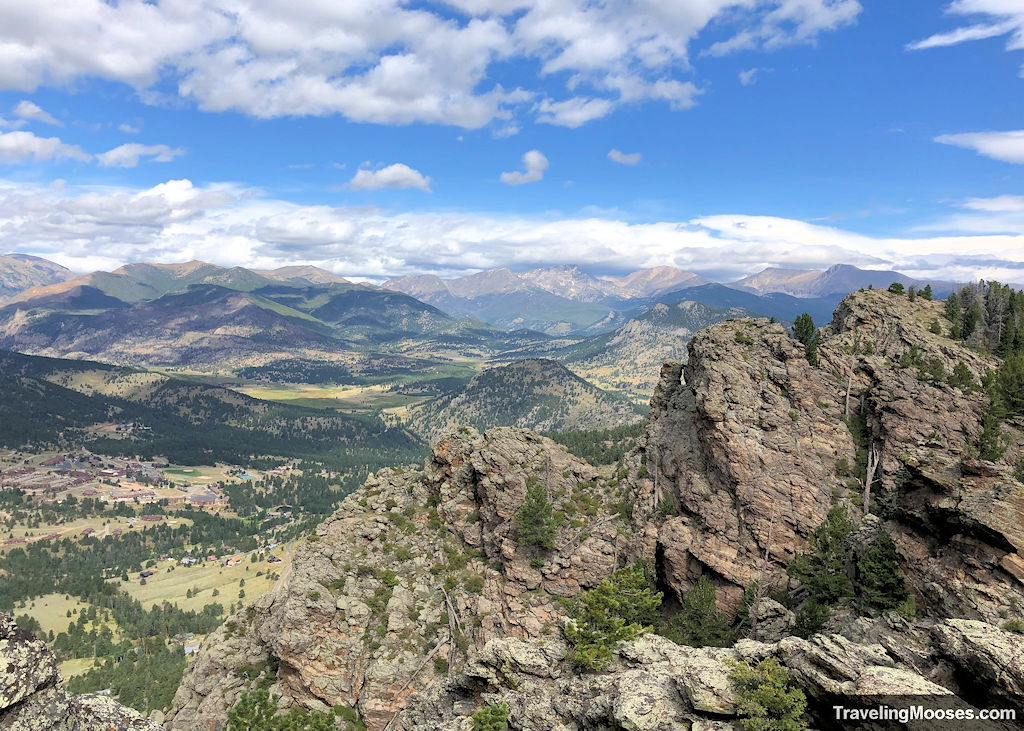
[0,130,90,163]
[607,149,641,165]
[118,123,141,134]
[13,100,60,126]
[96,143,185,168]
[0,117,26,131]
[934,129,1024,163]
[0,1,859,129]
[738,67,772,86]
[500,150,548,185]
[908,1,1024,71]
[535,97,614,127]
[963,194,1024,211]
[2,177,1022,286]
[348,163,432,192]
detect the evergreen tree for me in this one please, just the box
[565,565,661,670]
[471,703,510,731]
[515,480,556,551]
[792,314,819,366]
[945,295,963,339]
[855,533,907,613]
[888,282,905,295]
[788,506,854,605]
[730,658,808,731]
[659,575,735,647]
[921,284,933,300]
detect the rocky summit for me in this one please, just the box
[167,289,1024,730]
[0,613,158,730]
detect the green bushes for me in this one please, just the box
[787,506,908,635]
[471,702,509,731]
[226,688,362,730]
[730,658,808,731]
[793,314,819,365]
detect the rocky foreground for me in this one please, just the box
[155,288,1022,729]
[0,613,158,730]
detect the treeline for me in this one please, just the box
[547,422,646,465]
[943,280,1024,355]
[67,638,186,714]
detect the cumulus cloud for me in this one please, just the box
[1,177,1023,285]
[0,1,860,129]
[348,163,432,192]
[13,100,60,126]
[118,123,141,134]
[500,150,548,185]
[934,130,1024,164]
[0,130,90,163]
[607,149,641,165]
[96,143,185,168]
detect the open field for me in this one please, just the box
[117,545,293,613]
[18,593,114,638]
[234,382,433,412]
[3,514,193,549]
[58,657,98,679]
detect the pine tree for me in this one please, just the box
[888,282,905,295]
[792,314,819,365]
[565,565,662,670]
[516,480,556,551]
[660,575,735,647]
[788,506,854,605]
[921,284,933,300]
[855,533,907,613]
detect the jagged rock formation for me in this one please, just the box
[167,428,638,730]
[169,289,1024,730]
[0,613,158,730]
[633,290,1024,623]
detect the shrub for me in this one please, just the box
[433,656,450,675]
[471,702,509,731]
[1003,619,1024,634]
[929,319,942,335]
[730,658,808,731]
[565,565,661,671]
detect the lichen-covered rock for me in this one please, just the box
[0,613,158,730]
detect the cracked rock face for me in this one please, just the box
[0,613,158,731]
[631,291,1024,623]
[167,427,639,731]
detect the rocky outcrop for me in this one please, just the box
[635,318,856,610]
[168,427,638,731]
[393,618,1024,730]
[0,613,158,731]
[632,291,1024,623]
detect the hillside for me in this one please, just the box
[407,358,642,441]
[0,253,75,300]
[551,299,754,400]
[0,349,423,466]
[167,287,1024,730]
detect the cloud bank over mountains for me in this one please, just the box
[2,177,1021,284]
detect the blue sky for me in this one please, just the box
[0,0,1021,282]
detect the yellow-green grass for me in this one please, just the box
[235,382,429,412]
[7,515,192,545]
[117,549,291,613]
[17,593,118,638]
[59,657,99,679]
